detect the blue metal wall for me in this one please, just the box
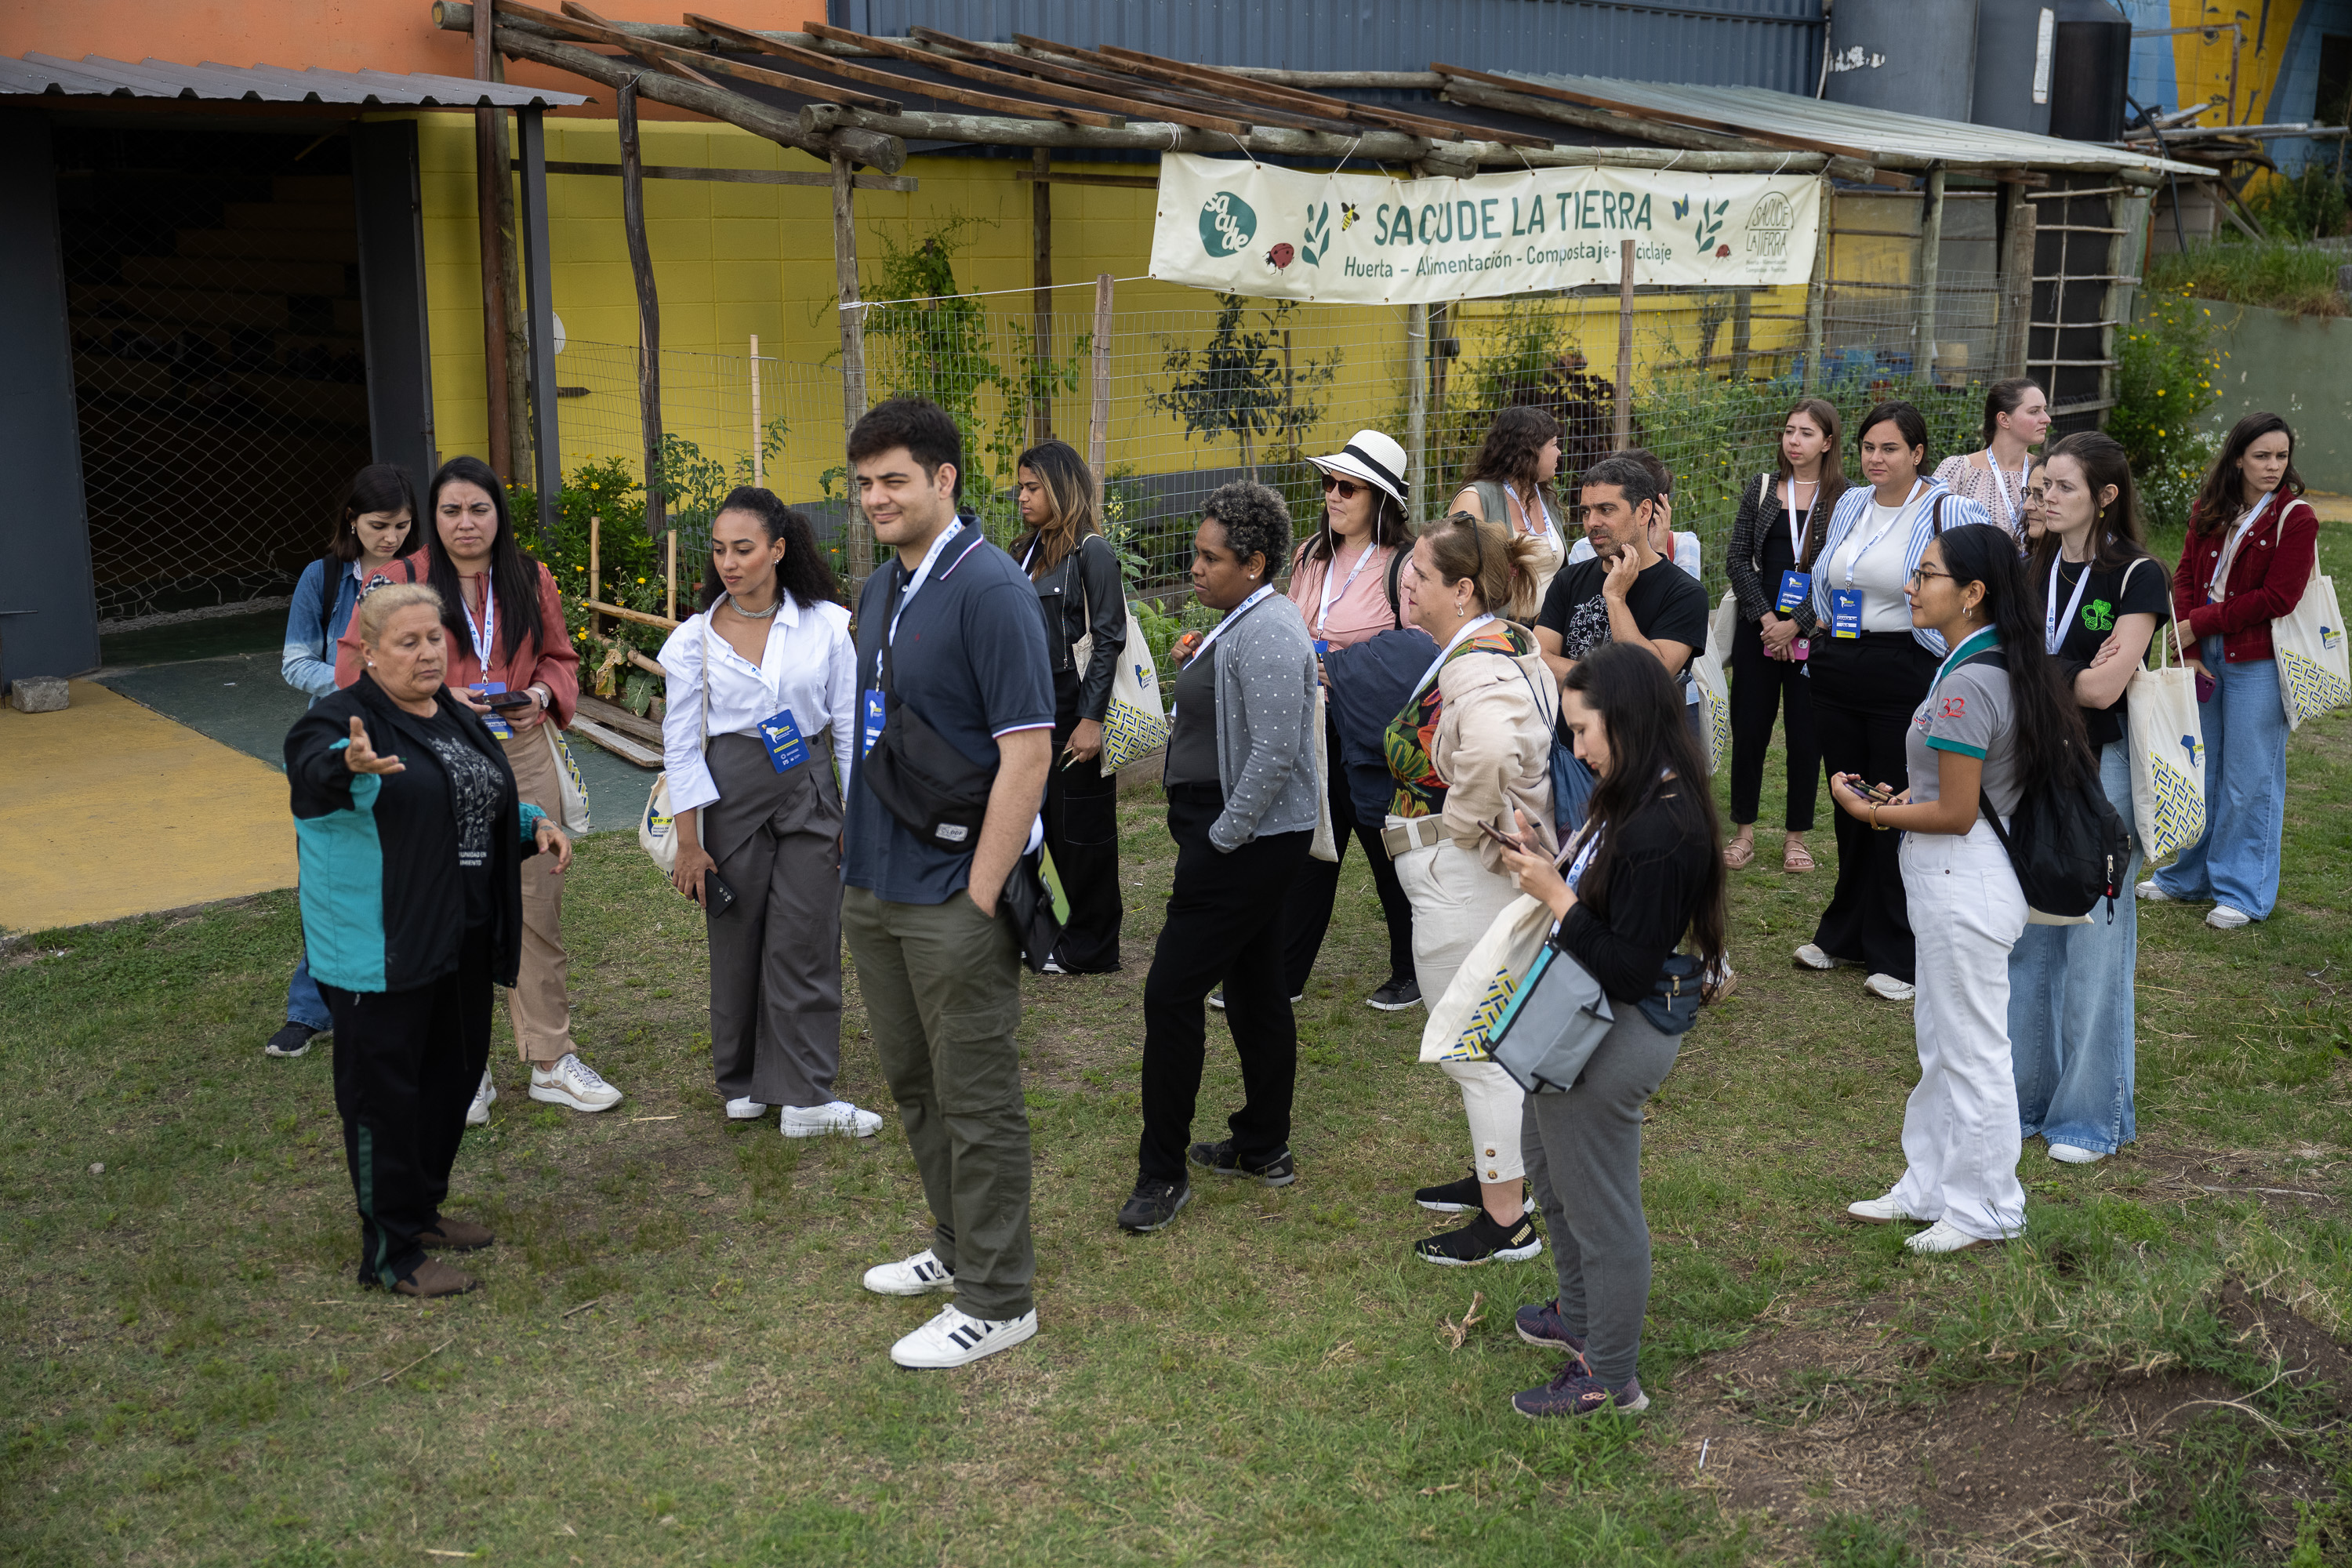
[831,0,1824,92]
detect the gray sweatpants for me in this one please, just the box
[1521,1003,1682,1386]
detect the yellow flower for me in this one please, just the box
[637,576,647,585]
[2157,389,2165,397]
[2158,429,2166,436]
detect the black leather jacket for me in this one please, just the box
[1022,532,1127,722]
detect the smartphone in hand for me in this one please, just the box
[1475,818,1527,855]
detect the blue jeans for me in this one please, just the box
[286,954,331,1032]
[2154,637,2288,917]
[2008,742,2138,1156]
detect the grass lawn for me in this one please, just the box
[8,528,2352,1566]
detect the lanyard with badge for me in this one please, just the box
[1830,480,1923,639]
[1409,612,1499,702]
[1774,475,1817,613]
[458,576,513,739]
[2208,492,2275,604]
[1990,454,2031,536]
[1313,539,1377,652]
[1171,584,1276,717]
[2044,550,2096,655]
[862,521,964,761]
[724,610,808,774]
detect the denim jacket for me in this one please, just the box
[282,558,361,702]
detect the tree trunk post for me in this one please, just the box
[1614,238,1635,445]
[473,5,513,479]
[831,151,871,591]
[1405,302,1428,514]
[618,79,665,539]
[1088,272,1112,482]
[1030,147,1053,445]
[1802,177,1831,393]
[1914,166,1946,387]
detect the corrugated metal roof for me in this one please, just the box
[1497,71,2208,175]
[0,53,587,107]
[834,0,1826,94]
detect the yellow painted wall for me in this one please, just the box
[2158,0,2309,125]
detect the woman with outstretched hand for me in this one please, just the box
[288,582,570,1298]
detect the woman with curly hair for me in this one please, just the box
[1450,405,1568,600]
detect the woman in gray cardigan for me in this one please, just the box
[1120,481,1322,1234]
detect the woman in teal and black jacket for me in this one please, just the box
[284,581,569,1299]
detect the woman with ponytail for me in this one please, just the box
[1833,523,2089,1254]
[1385,510,1559,1267]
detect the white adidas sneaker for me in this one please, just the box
[724,1097,768,1120]
[862,1248,956,1297]
[465,1069,496,1127]
[889,1303,1038,1370]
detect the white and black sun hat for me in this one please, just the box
[1305,429,1410,510]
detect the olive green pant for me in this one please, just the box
[842,884,1034,1322]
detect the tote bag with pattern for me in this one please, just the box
[2125,568,2205,867]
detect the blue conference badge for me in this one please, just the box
[476,680,514,739]
[862,690,887,760]
[1829,589,1864,640]
[1777,570,1811,614]
[759,707,810,773]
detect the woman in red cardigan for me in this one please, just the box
[339,456,619,1117]
[2141,413,2318,927]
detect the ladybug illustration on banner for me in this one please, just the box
[1265,241,1295,274]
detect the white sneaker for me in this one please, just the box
[2048,1142,2103,1164]
[780,1100,884,1138]
[2206,904,2252,930]
[888,1302,1038,1369]
[724,1097,768,1120]
[1864,972,1916,1002]
[1793,943,1852,971]
[528,1053,622,1112]
[466,1069,496,1127]
[1905,1220,1991,1254]
[1846,1193,1922,1225]
[2136,878,2177,902]
[862,1247,956,1297]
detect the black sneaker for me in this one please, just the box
[1117,1177,1191,1233]
[1414,1209,1544,1266]
[1515,1297,1587,1357]
[1414,1167,1481,1213]
[263,1022,319,1058]
[1512,1368,1647,1419]
[1367,976,1421,1011]
[1188,1139,1298,1186]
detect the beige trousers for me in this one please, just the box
[1394,833,1528,1185]
[501,724,575,1064]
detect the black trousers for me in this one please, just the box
[320,929,493,1287]
[1808,633,1938,982]
[1280,704,1415,993]
[1137,784,1312,1182]
[1727,614,1823,830]
[1045,678,1124,972]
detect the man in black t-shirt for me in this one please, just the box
[1536,454,1711,687]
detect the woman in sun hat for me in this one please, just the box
[1266,427,1423,1014]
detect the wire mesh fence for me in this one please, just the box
[544,271,2009,612]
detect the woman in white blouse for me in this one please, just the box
[658,489,880,1139]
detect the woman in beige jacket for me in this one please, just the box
[1383,510,1557,1266]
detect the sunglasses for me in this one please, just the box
[1321,474,1363,500]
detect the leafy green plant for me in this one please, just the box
[2245,164,2351,245]
[2114,292,2225,529]
[1148,293,1340,481]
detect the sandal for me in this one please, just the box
[1723,837,1756,869]
[1782,839,1816,874]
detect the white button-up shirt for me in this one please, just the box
[655,593,857,815]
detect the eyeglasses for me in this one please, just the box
[1322,474,1361,499]
[1907,566,1955,586]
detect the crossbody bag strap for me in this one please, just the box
[696,615,712,752]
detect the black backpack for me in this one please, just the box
[1954,646,2132,920]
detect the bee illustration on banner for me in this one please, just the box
[1340,201,1361,231]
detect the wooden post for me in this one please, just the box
[666,528,678,622]
[618,80,665,539]
[1998,181,2037,380]
[1914,166,1946,386]
[1613,239,1635,445]
[749,332,762,486]
[1088,272,1112,479]
[1030,146,1053,445]
[1802,177,1831,393]
[831,151,870,590]
[1405,303,1428,514]
[2100,189,2153,421]
[514,107,561,547]
[1730,288,1753,383]
[588,512,602,639]
[472,2,513,478]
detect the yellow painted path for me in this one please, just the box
[0,680,296,934]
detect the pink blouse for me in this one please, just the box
[1286,539,1399,649]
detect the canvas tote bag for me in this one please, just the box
[2125,564,2205,868]
[1418,893,1558,1065]
[639,619,707,876]
[2270,517,2350,730]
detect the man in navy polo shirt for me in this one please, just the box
[842,396,1056,1370]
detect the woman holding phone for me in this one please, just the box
[1831,524,2087,1254]
[659,488,879,1138]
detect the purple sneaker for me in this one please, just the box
[1514,1298,1587,1359]
[1511,1367,1648,1420]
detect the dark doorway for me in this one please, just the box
[54,125,372,626]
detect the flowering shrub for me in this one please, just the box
[2113,292,2224,530]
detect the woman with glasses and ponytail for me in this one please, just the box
[1009,439,1129,976]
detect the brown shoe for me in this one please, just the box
[391,1258,480,1298]
[419,1217,495,1251]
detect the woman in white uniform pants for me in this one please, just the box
[1831,523,2090,1254]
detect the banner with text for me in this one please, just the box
[1149,153,1820,305]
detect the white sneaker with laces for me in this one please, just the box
[780,1100,884,1138]
[862,1247,956,1297]
[2048,1142,2103,1164]
[1905,1220,1991,1254]
[889,1303,1038,1369]
[1846,1193,1922,1224]
[1864,972,1916,1002]
[2206,903,2252,930]
[724,1097,768,1120]
[2136,878,2177,902]
[1793,943,1850,971]
[528,1052,622,1112]
[466,1069,496,1127]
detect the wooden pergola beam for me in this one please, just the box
[1439,77,1889,186]
[793,20,1186,132]
[906,25,1258,136]
[1088,39,1550,147]
[1006,34,1434,142]
[682,14,1123,127]
[494,0,903,109]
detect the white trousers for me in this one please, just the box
[1396,834,1527,1185]
[1892,821,2029,1240]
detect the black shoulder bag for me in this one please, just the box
[860,535,998,849]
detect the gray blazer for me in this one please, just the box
[1199,590,1321,851]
